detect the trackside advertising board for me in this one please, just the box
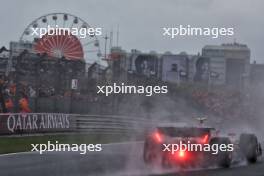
[0,113,75,135]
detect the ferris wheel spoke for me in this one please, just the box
[60,34,69,49]
[44,38,54,50]
[44,35,56,49]
[55,35,59,48]
[60,36,72,51]
[65,46,83,53]
[64,52,83,58]
[63,19,67,28]
[62,41,78,52]
[51,35,58,48]
[70,22,75,29]
[39,40,53,52]
[63,37,81,51]
[66,50,83,57]
[57,35,63,49]
[42,39,54,48]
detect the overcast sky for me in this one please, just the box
[0,0,263,62]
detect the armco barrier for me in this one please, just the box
[74,114,153,134]
[0,113,154,136]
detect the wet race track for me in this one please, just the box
[0,142,263,176]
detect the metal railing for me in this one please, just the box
[0,113,155,136]
[74,114,154,135]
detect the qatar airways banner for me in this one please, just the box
[0,113,75,135]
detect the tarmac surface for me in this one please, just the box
[0,142,263,176]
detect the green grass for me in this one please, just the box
[0,133,132,154]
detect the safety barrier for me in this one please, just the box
[0,113,155,136]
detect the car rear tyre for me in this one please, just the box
[143,138,159,164]
[161,153,172,169]
[210,137,232,168]
[239,133,258,163]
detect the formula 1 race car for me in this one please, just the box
[143,122,262,168]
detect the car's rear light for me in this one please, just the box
[178,150,185,158]
[153,132,163,143]
[201,134,209,144]
[172,150,187,160]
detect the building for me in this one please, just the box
[202,42,250,88]
[109,48,195,84]
[126,50,159,78]
[106,43,251,90]
[250,62,264,85]
[0,47,9,76]
[160,53,189,84]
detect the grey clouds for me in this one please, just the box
[0,0,263,62]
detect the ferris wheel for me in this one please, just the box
[20,12,102,63]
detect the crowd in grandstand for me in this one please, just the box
[0,69,254,118]
[0,79,32,113]
[191,88,251,119]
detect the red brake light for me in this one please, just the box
[178,150,185,158]
[153,132,163,143]
[201,134,209,143]
[172,150,187,160]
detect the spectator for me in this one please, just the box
[19,95,31,113]
[5,98,14,112]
